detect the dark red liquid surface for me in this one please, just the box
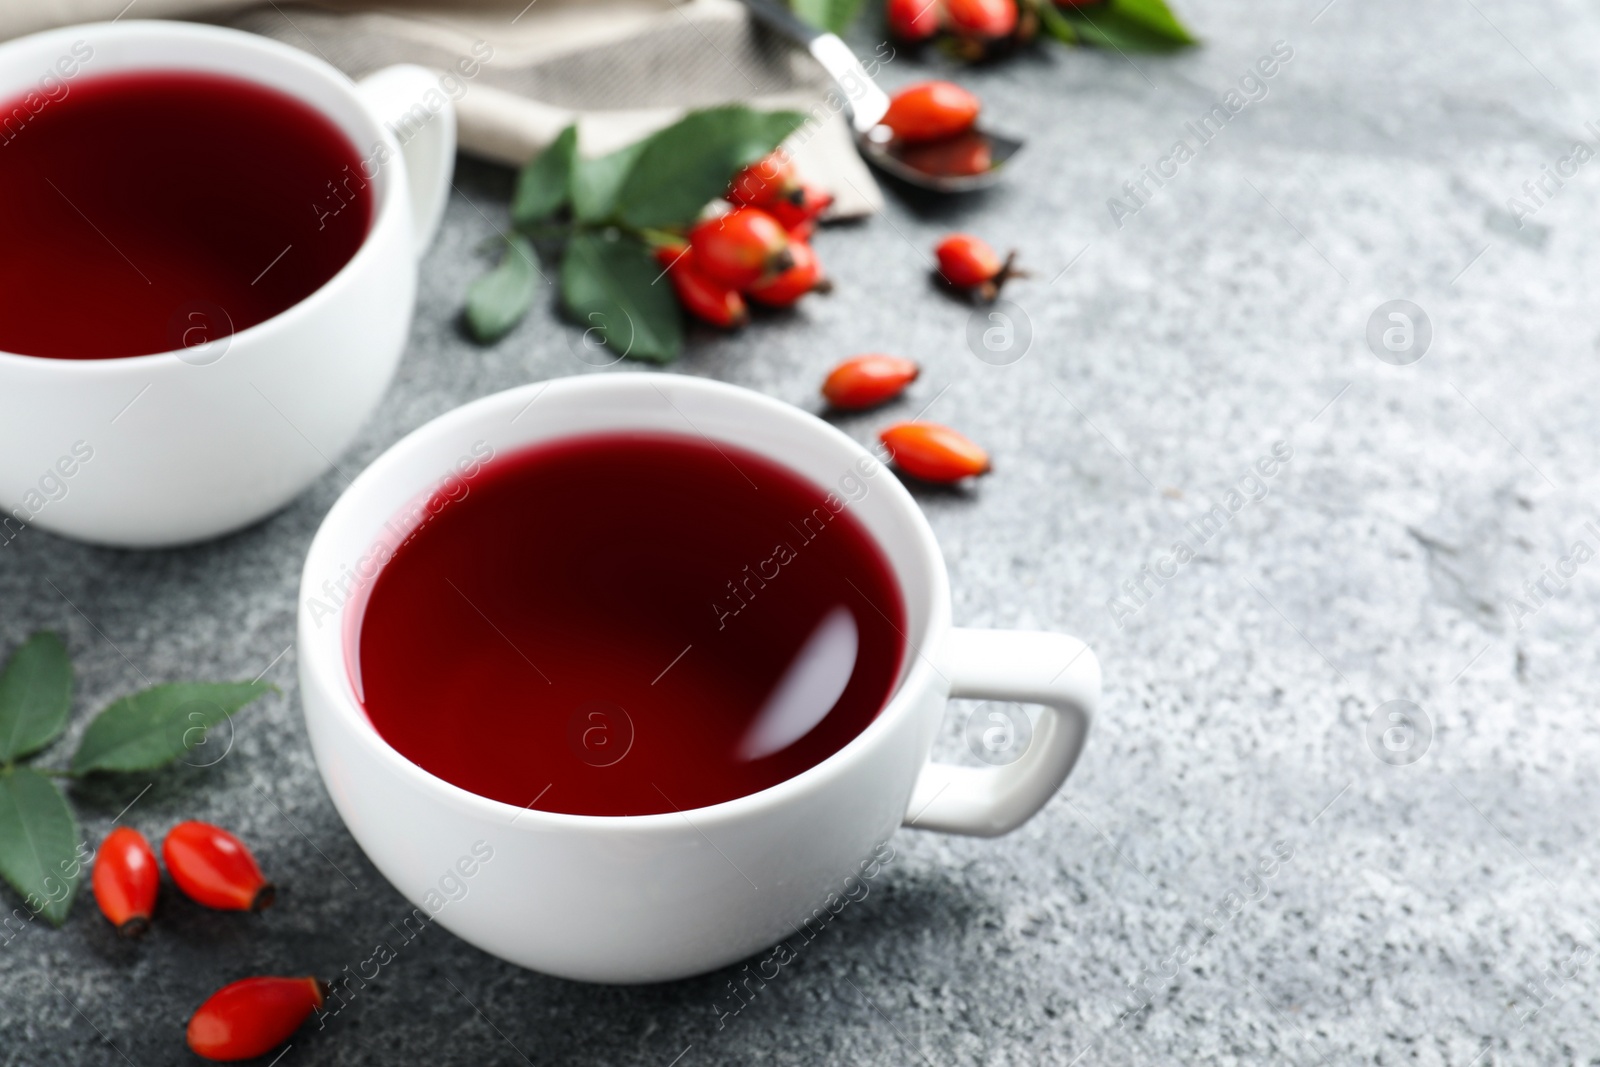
[354,432,907,816]
[0,71,371,359]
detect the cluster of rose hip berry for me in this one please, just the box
[813,228,1023,485]
[656,150,833,327]
[94,823,326,1062]
[887,0,1099,54]
[822,354,991,484]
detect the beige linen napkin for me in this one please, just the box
[0,0,883,214]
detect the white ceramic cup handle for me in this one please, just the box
[356,65,456,259]
[903,628,1100,837]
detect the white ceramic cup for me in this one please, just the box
[0,21,456,548]
[298,373,1100,983]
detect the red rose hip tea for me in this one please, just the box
[0,71,371,359]
[351,432,907,816]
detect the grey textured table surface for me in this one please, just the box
[6,0,1600,1063]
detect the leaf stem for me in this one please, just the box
[29,767,79,779]
[636,226,686,248]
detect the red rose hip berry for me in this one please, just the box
[92,827,159,937]
[887,0,940,40]
[935,233,1000,286]
[747,240,828,307]
[943,0,1018,38]
[664,247,750,328]
[163,820,275,912]
[768,183,834,238]
[689,207,793,289]
[882,81,981,143]
[880,422,991,482]
[187,976,327,1062]
[822,354,920,409]
[727,150,800,211]
[935,233,1022,299]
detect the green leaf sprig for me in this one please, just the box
[0,631,271,926]
[464,105,805,362]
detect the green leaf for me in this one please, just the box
[1065,0,1197,50]
[572,139,650,224]
[1112,0,1197,41]
[71,681,272,775]
[0,768,81,926]
[511,124,578,229]
[0,632,71,763]
[561,231,682,363]
[466,235,540,344]
[790,0,866,34]
[613,107,806,230]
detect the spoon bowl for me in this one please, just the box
[736,0,1024,194]
[858,124,1024,193]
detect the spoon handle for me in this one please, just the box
[735,0,890,133]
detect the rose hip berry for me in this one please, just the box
[935,233,1000,286]
[943,0,1018,39]
[163,820,275,912]
[664,247,750,328]
[935,233,1021,299]
[747,240,828,307]
[769,183,834,239]
[727,150,800,211]
[689,207,793,289]
[822,354,920,409]
[887,0,940,40]
[880,422,991,483]
[92,827,159,937]
[187,976,328,1062]
[882,81,981,143]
